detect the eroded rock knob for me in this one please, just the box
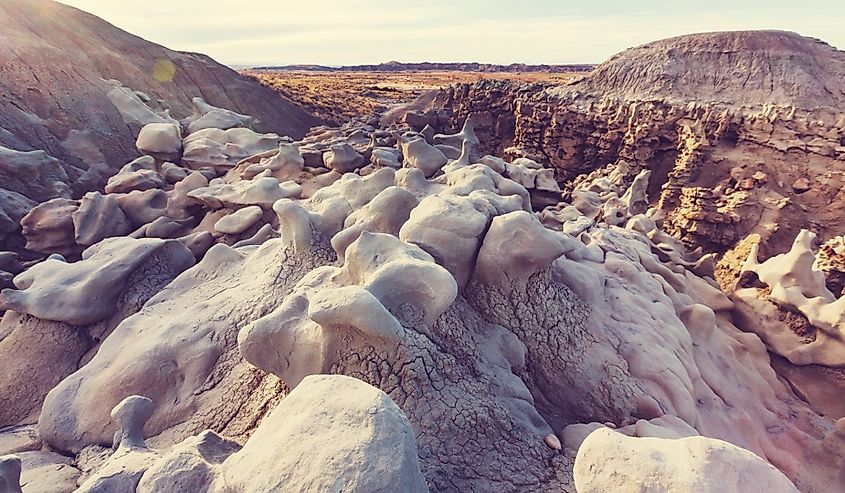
[111,395,155,450]
[0,455,23,493]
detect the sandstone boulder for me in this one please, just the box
[19,198,80,256]
[72,192,133,247]
[136,123,183,161]
[222,375,428,493]
[574,427,799,493]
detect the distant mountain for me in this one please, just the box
[251,62,595,73]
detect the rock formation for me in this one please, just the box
[222,374,427,492]
[422,30,845,258]
[578,31,845,108]
[0,237,195,428]
[2,76,845,491]
[573,427,798,493]
[0,0,320,253]
[2,20,845,493]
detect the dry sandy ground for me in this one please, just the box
[242,70,580,124]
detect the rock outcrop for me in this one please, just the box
[722,229,845,420]
[0,0,321,253]
[4,96,845,492]
[577,31,845,108]
[574,427,798,493]
[0,0,319,169]
[64,375,426,492]
[222,374,428,492]
[0,237,195,428]
[5,27,845,493]
[423,30,845,258]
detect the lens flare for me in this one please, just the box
[152,59,176,82]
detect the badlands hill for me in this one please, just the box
[572,30,845,109]
[0,0,319,181]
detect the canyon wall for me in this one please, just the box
[421,31,845,258]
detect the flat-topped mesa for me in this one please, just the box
[0,237,195,326]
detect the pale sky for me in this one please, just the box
[59,0,844,67]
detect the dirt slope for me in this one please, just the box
[0,0,321,179]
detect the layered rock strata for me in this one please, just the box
[420,31,845,257]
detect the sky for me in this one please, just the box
[58,0,844,67]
